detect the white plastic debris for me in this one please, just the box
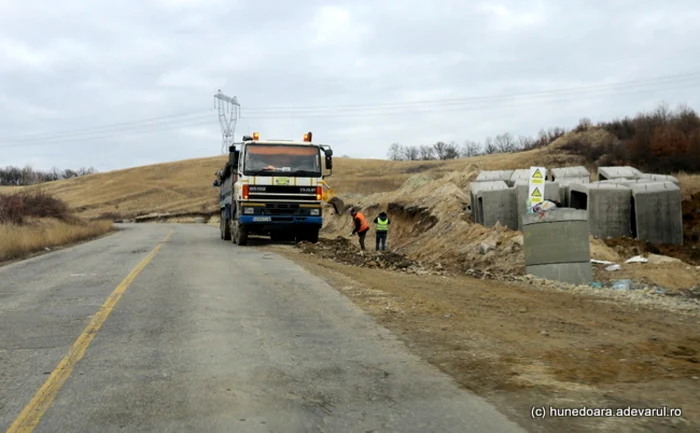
[605,264,621,271]
[591,259,615,265]
[625,255,648,264]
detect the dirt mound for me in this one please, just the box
[296,237,440,275]
[317,170,531,279]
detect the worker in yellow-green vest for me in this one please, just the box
[373,211,391,251]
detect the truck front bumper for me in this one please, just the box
[238,215,323,225]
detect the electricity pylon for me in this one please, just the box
[214,90,241,154]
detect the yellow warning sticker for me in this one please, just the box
[531,169,543,179]
[531,187,542,197]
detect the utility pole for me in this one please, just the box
[214,90,241,154]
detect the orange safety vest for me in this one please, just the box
[354,212,370,232]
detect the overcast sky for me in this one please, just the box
[1,0,700,172]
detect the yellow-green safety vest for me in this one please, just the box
[376,217,388,231]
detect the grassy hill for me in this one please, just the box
[12,146,585,220]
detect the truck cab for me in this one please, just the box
[213,131,333,245]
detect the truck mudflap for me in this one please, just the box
[238,215,323,225]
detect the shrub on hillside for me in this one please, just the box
[558,102,700,173]
[0,191,71,225]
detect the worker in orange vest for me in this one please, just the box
[350,208,370,251]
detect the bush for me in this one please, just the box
[558,102,700,173]
[0,191,71,225]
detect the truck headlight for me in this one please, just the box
[243,207,254,214]
[310,208,320,216]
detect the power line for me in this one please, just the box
[0,109,213,142]
[0,116,217,148]
[1,71,699,148]
[1,80,697,148]
[241,71,700,112]
[0,113,214,145]
[2,81,696,150]
[242,79,700,119]
[2,71,697,144]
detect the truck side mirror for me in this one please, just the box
[212,179,220,187]
[325,155,333,170]
[233,150,240,167]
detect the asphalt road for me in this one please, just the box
[0,223,526,433]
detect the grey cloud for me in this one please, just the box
[1,0,700,171]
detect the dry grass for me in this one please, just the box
[13,147,584,219]
[0,218,114,262]
[676,171,700,200]
[6,132,700,221]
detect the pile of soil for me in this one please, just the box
[296,237,443,275]
[317,171,622,281]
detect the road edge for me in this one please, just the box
[0,225,121,269]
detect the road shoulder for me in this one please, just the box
[262,244,700,433]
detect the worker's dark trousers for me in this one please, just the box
[358,230,368,250]
[375,231,387,251]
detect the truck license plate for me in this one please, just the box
[252,216,272,222]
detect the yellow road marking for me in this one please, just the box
[6,230,173,433]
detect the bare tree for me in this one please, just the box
[575,117,593,132]
[494,133,516,153]
[419,145,435,160]
[442,141,460,159]
[483,137,498,154]
[388,143,403,160]
[403,145,419,160]
[461,140,481,157]
[515,135,535,151]
[432,141,447,159]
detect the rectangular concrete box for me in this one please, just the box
[522,209,593,285]
[629,181,683,245]
[514,181,561,230]
[554,178,590,207]
[550,166,590,182]
[508,169,531,186]
[598,179,656,185]
[597,166,643,181]
[479,187,518,229]
[474,170,514,184]
[469,180,509,225]
[638,173,680,185]
[569,183,633,238]
[522,209,590,265]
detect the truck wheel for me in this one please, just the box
[222,211,231,240]
[307,229,319,243]
[232,219,248,246]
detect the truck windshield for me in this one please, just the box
[243,144,322,176]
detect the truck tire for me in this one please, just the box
[232,218,248,246]
[221,210,231,240]
[297,228,319,243]
[306,228,319,243]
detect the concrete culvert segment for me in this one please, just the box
[597,166,644,181]
[550,166,590,182]
[568,182,634,239]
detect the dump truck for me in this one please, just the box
[212,131,336,245]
